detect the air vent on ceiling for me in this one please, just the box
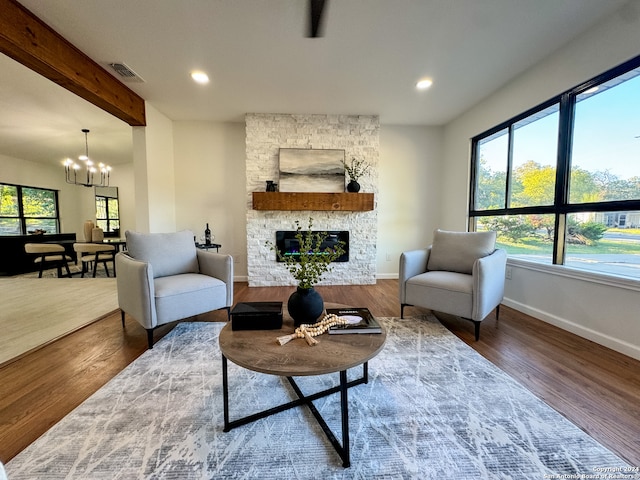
[107,62,145,83]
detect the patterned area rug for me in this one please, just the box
[6,315,630,479]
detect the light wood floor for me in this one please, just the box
[1,280,639,466]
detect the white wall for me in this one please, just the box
[172,121,247,276]
[132,102,176,233]
[441,1,640,360]
[112,162,135,237]
[378,125,443,276]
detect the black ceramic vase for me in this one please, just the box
[347,180,361,193]
[287,287,324,327]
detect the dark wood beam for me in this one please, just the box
[0,0,146,126]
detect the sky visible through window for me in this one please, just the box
[480,73,640,181]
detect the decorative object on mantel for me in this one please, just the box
[279,148,345,193]
[63,129,112,187]
[265,180,278,192]
[342,157,370,193]
[266,217,346,326]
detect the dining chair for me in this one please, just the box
[73,243,117,277]
[24,243,72,278]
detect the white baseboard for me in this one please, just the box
[376,273,399,280]
[503,297,640,361]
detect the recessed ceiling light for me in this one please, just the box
[191,71,210,85]
[416,78,433,90]
[584,86,599,94]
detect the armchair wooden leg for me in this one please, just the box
[121,310,126,328]
[146,329,154,349]
[496,304,500,322]
[474,321,481,341]
[224,306,231,321]
[400,303,411,319]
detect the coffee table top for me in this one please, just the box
[219,307,386,376]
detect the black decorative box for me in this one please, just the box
[231,302,283,331]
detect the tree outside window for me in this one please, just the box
[0,184,59,235]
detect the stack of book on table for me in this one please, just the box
[327,307,382,334]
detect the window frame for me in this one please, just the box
[0,182,61,235]
[95,194,120,237]
[469,54,640,269]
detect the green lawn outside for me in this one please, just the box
[497,237,640,256]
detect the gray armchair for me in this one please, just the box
[116,230,233,348]
[399,229,506,340]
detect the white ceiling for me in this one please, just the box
[1,0,630,167]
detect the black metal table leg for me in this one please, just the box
[222,354,230,432]
[222,360,369,468]
[340,369,350,467]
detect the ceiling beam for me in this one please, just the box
[0,0,146,126]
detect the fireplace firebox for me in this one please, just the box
[275,231,349,262]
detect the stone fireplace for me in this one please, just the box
[245,113,379,287]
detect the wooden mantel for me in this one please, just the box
[252,192,374,211]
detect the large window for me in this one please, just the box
[95,186,120,236]
[470,55,640,279]
[0,183,60,235]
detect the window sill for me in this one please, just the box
[507,257,640,292]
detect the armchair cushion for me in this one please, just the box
[125,230,198,278]
[154,273,228,325]
[427,229,496,274]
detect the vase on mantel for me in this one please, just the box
[346,180,361,193]
[287,287,324,327]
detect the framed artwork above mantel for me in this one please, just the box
[278,148,345,193]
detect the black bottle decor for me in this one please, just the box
[205,223,212,245]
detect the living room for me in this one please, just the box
[1,0,640,477]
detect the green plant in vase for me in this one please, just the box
[267,217,346,325]
[342,157,369,192]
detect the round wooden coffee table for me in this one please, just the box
[219,307,386,468]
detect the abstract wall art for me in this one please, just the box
[278,148,345,192]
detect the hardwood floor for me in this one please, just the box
[1,280,638,466]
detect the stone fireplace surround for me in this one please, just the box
[245,113,379,287]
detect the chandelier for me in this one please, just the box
[63,129,111,187]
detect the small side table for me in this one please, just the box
[195,242,221,253]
